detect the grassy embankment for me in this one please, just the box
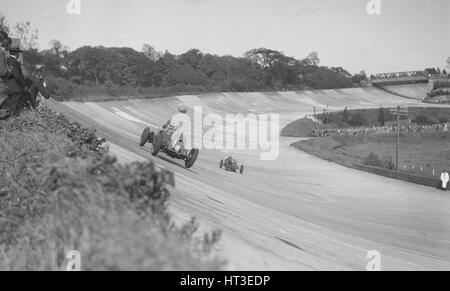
[292,134,450,177]
[0,110,222,270]
[283,108,450,178]
[48,77,220,102]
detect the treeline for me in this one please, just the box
[2,14,366,100]
[22,44,366,100]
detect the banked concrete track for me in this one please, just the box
[49,87,450,270]
[377,83,431,100]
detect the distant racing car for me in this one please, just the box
[139,125,199,169]
[220,156,244,174]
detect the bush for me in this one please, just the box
[413,115,434,125]
[365,152,382,168]
[364,152,395,170]
[381,154,395,171]
[350,112,368,126]
[439,117,449,124]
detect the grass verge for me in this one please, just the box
[0,110,223,270]
[292,133,450,179]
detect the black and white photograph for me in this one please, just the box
[0,0,449,276]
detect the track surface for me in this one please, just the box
[378,83,430,100]
[49,88,450,270]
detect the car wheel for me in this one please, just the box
[139,127,151,147]
[152,133,162,156]
[240,165,244,174]
[185,149,199,168]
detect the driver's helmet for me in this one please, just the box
[163,119,171,129]
[178,106,187,114]
[164,119,178,131]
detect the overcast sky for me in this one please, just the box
[1,0,449,74]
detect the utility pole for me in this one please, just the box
[389,106,409,172]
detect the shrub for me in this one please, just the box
[381,154,395,170]
[439,117,449,124]
[350,112,368,126]
[365,152,382,168]
[364,152,395,170]
[413,115,434,125]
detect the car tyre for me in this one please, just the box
[139,127,151,147]
[152,133,162,156]
[185,149,199,168]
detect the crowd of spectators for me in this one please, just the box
[310,122,450,138]
[0,31,51,120]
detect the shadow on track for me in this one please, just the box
[154,153,200,174]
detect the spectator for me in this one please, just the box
[440,170,449,190]
[27,64,51,109]
[1,38,30,116]
[0,31,11,79]
[0,31,12,119]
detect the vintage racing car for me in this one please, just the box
[220,157,244,174]
[139,125,199,169]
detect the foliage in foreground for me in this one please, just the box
[0,111,222,270]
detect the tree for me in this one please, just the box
[446,57,450,71]
[304,51,320,66]
[0,15,38,50]
[351,112,367,126]
[12,21,38,49]
[244,48,296,87]
[0,14,9,34]
[179,49,203,69]
[244,48,288,69]
[343,107,349,123]
[142,44,162,61]
[352,74,365,85]
[49,39,70,57]
[377,107,386,126]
